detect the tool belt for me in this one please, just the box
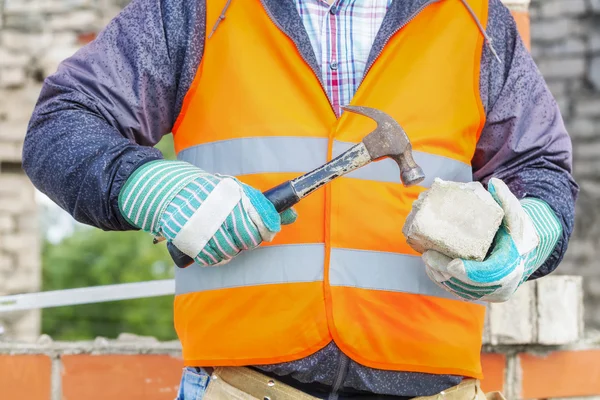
[202,367,506,400]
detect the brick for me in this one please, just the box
[531,19,570,42]
[0,120,28,141]
[0,68,27,89]
[403,179,504,261]
[541,38,587,57]
[16,214,39,233]
[575,98,600,117]
[538,58,586,79]
[0,253,14,273]
[537,276,583,345]
[62,355,183,400]
[520,349,600,399]
[5,311,41,342]
[575,142,600,161]
[566,119,599,140]
[48,10,98,32]
[488,280,536,344]
[546,80,567,97]
[591,30,600,53]
[0,355,51,400]
[481,353,505,393]
[573,159,600,178]
[0,233,40,253]
[539,0,586,18]
[590,56,600,91]
[0,214,15,233]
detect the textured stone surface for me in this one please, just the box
[403,178,504,261]
[529,0,600,331]
[488,281,537,345]
[537,275,584,345]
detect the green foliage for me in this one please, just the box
[41,134,179,341]
[156,134,176,160]
[42,228,177,341]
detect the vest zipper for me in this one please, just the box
[359,0,441,90]
[258,0,337,116]
[328,353,350,400]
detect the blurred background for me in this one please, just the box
[0,0,598,343]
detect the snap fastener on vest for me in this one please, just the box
[329,5,338,15]
[330,61,338,70]
[267,380,275,387]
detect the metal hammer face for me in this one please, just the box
[342,105,425,187]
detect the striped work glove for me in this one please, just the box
[118,160,297,267]
[422,178,562,303]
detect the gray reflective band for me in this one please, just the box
[177,137,328,176]
[329,248,475,302]
[178,137,472,186]
[332,141,472,185]
[175,244,324,295]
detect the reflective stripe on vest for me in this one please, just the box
[170,0,489,378]
[174,244,463,302]
[178,138,473,186]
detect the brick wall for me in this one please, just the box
[529,0,600,330]
[0,0,126,340]
[0,277,598,399]
[0,276,592,400]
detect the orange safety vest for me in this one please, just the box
[172,0,488,379]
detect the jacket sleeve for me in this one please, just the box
[22,0,206,231]
[473,0,579,279]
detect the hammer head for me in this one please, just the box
[342,105,426,187]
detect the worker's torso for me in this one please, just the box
[172,0,488,383]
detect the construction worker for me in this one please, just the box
[23,0,577,398]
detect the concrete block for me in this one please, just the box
[403,178,504,261]
[488,280,536,345]
[538,58,586,80]
[48,10,98,32]
[566,119,598,140]
[536,275,583,345]
[539,0,586,18]
[0,68,27,89]
[531,19,570,42]
[590,56,600,91]
[542,38,587,57]
[0,141,22,162]
[0,215,16,233]
[575,98,600,117]
[591,30,600,53]
[0,233,39,254]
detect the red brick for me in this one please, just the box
[62,355,183,400]
[480,353,505,393]
[0,355,51,400]
[520,349,600,399]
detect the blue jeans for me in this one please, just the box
[176,367,210,400]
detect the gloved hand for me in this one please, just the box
[118,160,296,267]
[422,178,562,303]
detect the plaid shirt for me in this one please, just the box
[295,0,393,117]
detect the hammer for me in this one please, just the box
[164,105,425,268]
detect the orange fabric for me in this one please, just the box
[511,10,531,50]
[174,283,330,365]
[329,286,486,377]
[172,0,488,378]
